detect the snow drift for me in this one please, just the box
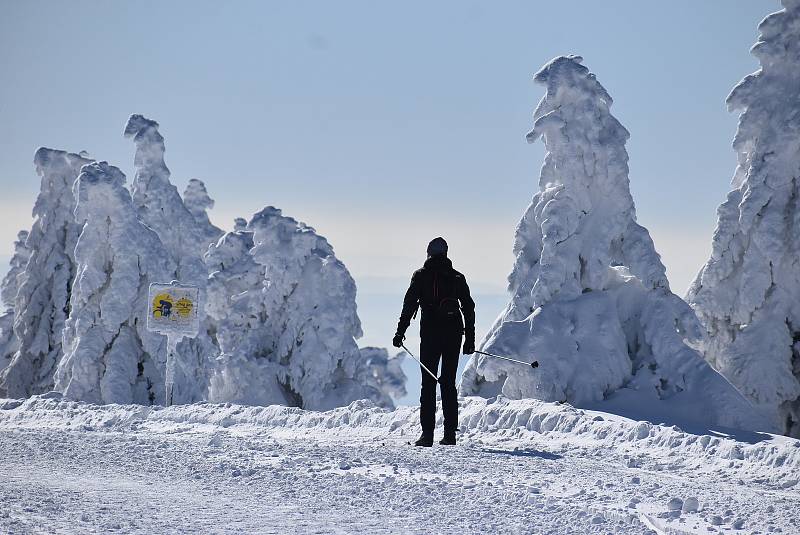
[687,0,800,438]
[460,55,766,432]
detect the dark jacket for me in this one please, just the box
[396,255,475,343]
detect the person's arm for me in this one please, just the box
[393,273,420,346]
[459,275,476,353]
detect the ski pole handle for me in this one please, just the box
[401,344,440,382]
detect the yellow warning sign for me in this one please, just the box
[146,282,200,336]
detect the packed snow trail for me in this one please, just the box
[1,396,798,534]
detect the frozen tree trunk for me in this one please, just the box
[687,1,800,437]
[460,56,765,432]
[53,161,175,404]
[0,148,92,397]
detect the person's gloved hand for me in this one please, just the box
[463,338,475,355]
[392,333,405,348]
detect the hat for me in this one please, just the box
[426,237,448,257]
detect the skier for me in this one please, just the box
[393,237,475,447]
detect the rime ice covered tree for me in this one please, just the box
[687,1,800,437]
[204,226,284,405]
[1,230,31,310]
[0,231,31,374]
[124,115,214,268]
[184,178,224,250]
[123,115,218,400]
[460,56,764,431]
[53,162,175,404]
[207,207,406,409]
[0,148,92,397]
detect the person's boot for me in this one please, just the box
[439,430,456,446]
[414,433,433,447]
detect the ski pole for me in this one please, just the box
[475,349,539,369]
[401,344,440,382]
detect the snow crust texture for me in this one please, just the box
[687,0,800,438]
[460,56,764,433]
[0,395,798,534]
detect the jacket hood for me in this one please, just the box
[423,255,452,271]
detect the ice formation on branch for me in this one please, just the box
[460,56,764,431]
[53,162,174,404]
[687,1,800,437]
[184,179,224,249]
[0,149,92,397]
[0,231,31,375]
[207,208,405,409]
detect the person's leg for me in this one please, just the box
[419,336,442,437]
[439,332,462,436]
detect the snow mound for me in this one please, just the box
[687,0,800,438]
[460,56,765,433]
[206,208,406,410]
[0,148,92,398]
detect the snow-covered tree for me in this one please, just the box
[0,148,92,397]
[124,115,214,267]
[1,230,31,310]
[0,231,31,375]
[687,1,800,437]
[204,226,283,405]
[53,161,175,404]
[207,207,406,409]
[183,178,224,251]
[124,115,218,400]
[460,56,765,432]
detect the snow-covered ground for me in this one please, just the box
[1,395,798,534]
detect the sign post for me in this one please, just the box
[146,281,201,406]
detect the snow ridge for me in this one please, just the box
[687,0,800,437]
[460,56,763,433]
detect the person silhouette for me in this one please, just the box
[393,237,475,446]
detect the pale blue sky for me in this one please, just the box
[0,1,777,403]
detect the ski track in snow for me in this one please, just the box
[0,397,798,535]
